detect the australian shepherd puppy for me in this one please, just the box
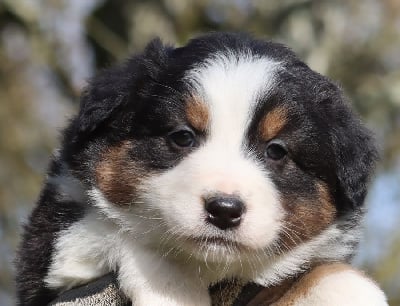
[16,32,387,305]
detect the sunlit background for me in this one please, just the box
[0,0,399,305]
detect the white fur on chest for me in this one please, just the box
[45,212,212,306]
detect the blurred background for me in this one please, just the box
[0,0,399,305]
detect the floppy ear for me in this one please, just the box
[75,38,172,138]
[331,101,378,211]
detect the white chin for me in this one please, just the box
[178,237,247,263]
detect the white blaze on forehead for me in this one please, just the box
[186,52,281,148]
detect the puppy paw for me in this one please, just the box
[275,263,388,306]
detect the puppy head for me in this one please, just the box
[65,33,377,272]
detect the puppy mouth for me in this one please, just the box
[190,236,245,250]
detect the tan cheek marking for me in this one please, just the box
[95,140,145,206]
[279,183,336,249]
[185,96,210,132]
[259,107,288,140]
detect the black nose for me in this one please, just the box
[204,196,245,230]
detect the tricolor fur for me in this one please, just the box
[16,32,387,305]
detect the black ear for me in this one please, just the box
[331,102,378,211]
[75,38,172,138]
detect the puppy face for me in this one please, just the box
[65,33,376,272]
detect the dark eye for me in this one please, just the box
[168,129,196,148]
[265,141,287,160]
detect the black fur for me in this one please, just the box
[15,159,86,305]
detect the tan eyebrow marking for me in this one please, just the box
[185,95,210,132]
[259,106,288,140]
